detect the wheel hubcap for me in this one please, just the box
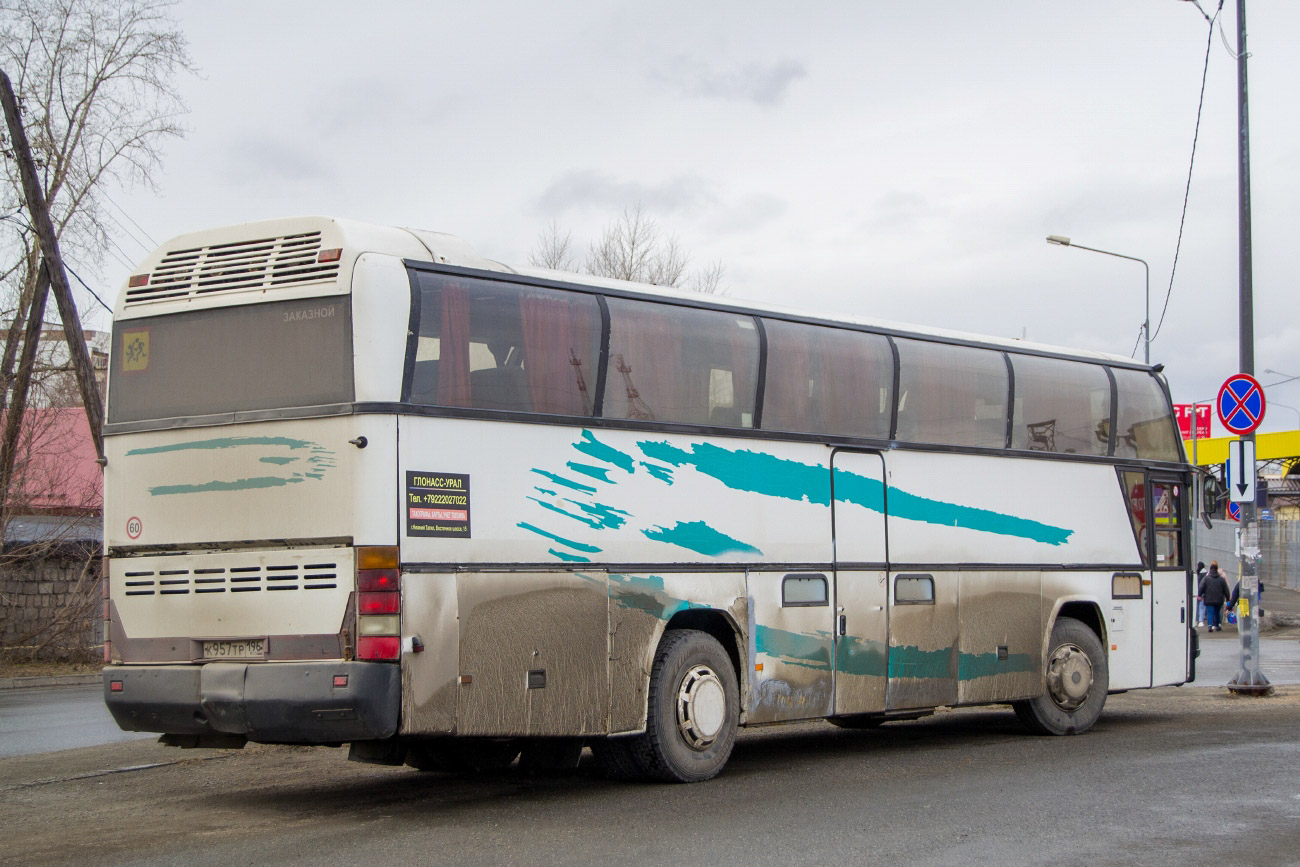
[676,664,726,750]
[1045,643,1094,711]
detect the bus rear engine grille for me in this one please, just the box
[124,231,340,305]
[121,562,340,596]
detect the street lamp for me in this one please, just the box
[1263,368,1300,388]
[1046,235,1151,364]
[1267,402,1300,430]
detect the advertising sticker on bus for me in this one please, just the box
[406,471,471,538]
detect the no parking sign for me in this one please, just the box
[1217,373,1266,436]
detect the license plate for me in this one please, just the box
[202,639,266,659]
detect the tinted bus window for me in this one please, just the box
[760,319,892,439]
[1112,368,1182,461]
[603,299,759,427]
[1010,356,1111,456]
[108,297,354,424]
[895,339,1008,448]
[407,272,602,416]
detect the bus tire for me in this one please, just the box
[626,628,739,782]
[1013,615,1108,736]
[404,738,520,773]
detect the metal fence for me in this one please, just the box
[1195,518,1300,591]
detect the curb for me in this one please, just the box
[0,674,102,690]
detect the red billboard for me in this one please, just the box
[1174,403,1211,440]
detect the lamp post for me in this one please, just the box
[1046,235,1151,364]
[1267,402,1300,431]
[1263,368,1300,388]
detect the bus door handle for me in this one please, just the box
[838,614,847,636]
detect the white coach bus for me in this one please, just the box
[103,217,1194,782]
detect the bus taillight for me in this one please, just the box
[356,547,400,661]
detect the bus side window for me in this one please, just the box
[602,298,758,427]
[1009,355,1111,456]
[1112,368,1181,461]
[895,339,1007,449]
[760,318,893,439]
[407,273,601,417]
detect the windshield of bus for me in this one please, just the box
[107,296,354,424]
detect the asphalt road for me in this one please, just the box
[0,684,153,758]
[3,686,1299,867]
[1196,633,1300,686]
[1,632,1293,762]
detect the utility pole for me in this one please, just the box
[0,70,104,458]
[1226,0,1270,696]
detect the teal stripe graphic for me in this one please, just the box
[517,522,602,553]
[642,521,762,557]
[573,430,636,473]
[636,438,1072,546]
[126,436,315,454]
[530,469,598,494]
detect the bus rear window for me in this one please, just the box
[108,297,354,424]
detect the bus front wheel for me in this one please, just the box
[1013,615,1108,736]
[596,628,739,782]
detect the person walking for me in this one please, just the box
[1198,561,1231,632]
[1194,561,1208,627]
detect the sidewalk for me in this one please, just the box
[0,673,101,690]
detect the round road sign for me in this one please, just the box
[1217,373,1266,436]
[1228,501,1242,522]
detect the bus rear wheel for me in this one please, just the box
[1013,615,1108,736]
[595,628,738,783]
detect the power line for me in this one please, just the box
[103,192,159,248]
[1129,325,1146,360]
[60,259,113,315]
[101,205,153,256]
[1151,0,1224,344]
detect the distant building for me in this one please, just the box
[0,322,109,407]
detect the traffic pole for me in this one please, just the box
[1226,0,1270,696]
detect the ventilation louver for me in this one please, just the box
[125,231,339,306]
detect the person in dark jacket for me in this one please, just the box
[1198,561,1231,631]
[1228,577,1261,610]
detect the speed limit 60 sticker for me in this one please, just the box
[126,516,143,539]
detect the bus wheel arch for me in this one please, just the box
[1054,600,1106,648]
[595,615,742,782]
[1014,613,1109,736]
[663,608,745,698]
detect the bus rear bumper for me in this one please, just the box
[103,662,400,744]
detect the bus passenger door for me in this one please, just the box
[830,451,890,716]
[1150,476,1190,686]
[1114,470,1154,689]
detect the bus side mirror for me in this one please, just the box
[1201,473,1224,529]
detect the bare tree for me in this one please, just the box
[1,0,191,390]
[0,0,191,537]
[527,219,578,272]
[531,203,727,294]
[0,1,190,655]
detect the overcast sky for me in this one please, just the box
[98,0,1300,436]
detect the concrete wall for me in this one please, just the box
[0,546,102,660]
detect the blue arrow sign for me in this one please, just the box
[1217,373,1266,436]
